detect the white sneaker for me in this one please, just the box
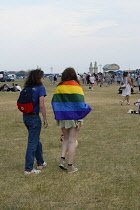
[67,165,78,174]
[24,169,41,175]
[36,162,47,170]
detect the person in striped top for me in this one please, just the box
[52,67,92,173]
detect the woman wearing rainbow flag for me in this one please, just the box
[52,67,92,173]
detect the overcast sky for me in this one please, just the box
[0,0,140,73]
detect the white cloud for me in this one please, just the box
[0,4,118,41]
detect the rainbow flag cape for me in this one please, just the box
[51,81,92,120]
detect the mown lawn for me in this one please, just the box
[0,79,140,210]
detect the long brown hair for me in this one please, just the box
[24,69,44,87]
[58,67,80,85]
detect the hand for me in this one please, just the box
[44,120,48,129]
[77,121,82,131]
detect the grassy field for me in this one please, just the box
[0,79,140,210]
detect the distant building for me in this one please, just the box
[89,61,98,74]
[89,62,94,74]
[94,61,98,74]
[103,64,120,74]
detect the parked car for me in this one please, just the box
[0,77,14,82]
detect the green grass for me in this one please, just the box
[0,79,140,210]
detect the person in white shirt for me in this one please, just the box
[77,74,81,81]
[82,73,86,85]
[15,84,22,91]
[89,74,95,91]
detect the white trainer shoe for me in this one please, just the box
[24,169,41,175]
[36,162,47,170]
[67,165,78,174]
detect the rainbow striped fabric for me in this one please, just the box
[52,80,92,120]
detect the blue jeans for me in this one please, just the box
[23,114,44,171]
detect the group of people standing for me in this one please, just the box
[80,70,140,107]
[80,71,140,97]
[82,72,104,87]
[82,72,119,89]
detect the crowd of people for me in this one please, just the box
[79,71,140,113]
[80,71,140,89]
[1,68,139,176]
[21,69,140,176]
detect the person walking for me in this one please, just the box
[82,72,86,85]
[23,69,48,175]
[137,73,140,93]
[89,73,95,90]
[98,73,104,87]
[104,73,111,87]
[49,74,53,85]
[52,67,92,174]
[117,73,122,85]
[120,71,133,105]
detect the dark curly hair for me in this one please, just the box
[123,71,129,77]
[24,69,44,87]
[58,67,80,85]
